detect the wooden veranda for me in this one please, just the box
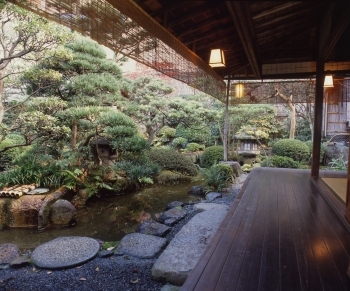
[182,168,350,291]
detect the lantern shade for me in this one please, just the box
[235,83,244,98]
[324,75,334,87]
[209,49,226,67]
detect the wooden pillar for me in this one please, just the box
[311,59,324,178]
[346,135,350,209]
[223,78,230,162]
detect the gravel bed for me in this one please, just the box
[0,189,239,291]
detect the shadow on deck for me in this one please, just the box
[182,167,350,291]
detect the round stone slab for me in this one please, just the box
[31,236,100,269]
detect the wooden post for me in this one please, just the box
[311,58,324,178]
[223,78,230,162]
[346,135,350,209]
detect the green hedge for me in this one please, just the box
[272,139,309,162]
[200,146,224,168]
[261,155,299,168]
[146,148,198,176]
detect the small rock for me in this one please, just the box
[206,192,222,202]
[98,250,113,258]
[158,208,186,226]
[166,201,184,210]
[136,211,151,223]
[189,186,205,196]
[136,219,171,237]
[161,284,182,291]
[164,218,178,227]
[0,243,21,264]
[50,199,77,226]
[10,255,31,267]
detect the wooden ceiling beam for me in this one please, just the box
[226,1,262,78]
[167,3,217,27]
[319,2,350,61]
[150,0,188,18]
[105,0,224,83]
[175,16,230,38]
[182,25,234,46]
[253,2,304,21]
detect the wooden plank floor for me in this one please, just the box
[182,167,350,291]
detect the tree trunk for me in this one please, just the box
[288,101,296,139]
[71,121,77,150]
[0,72,4,124]
[275,89,296,139]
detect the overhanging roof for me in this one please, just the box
[9,0,350,98]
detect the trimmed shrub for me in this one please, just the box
[261,155,299,168]
[156,170,192,185]
[172,137,188,149]
[146,148,198,176]
[184,142,205,152]
[304,140,326,163]
[272,139,309,162]
[200,146,224,168]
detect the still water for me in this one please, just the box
[0,183,201,250]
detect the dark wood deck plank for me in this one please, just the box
[182,168,350,291]
[190,168,262,291]
[235,170,270,291]
[289,173,348,291]
[257,169,280,291]
[284,173,323,291]
[278,172,302,291]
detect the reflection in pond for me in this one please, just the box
[0,183,201,250]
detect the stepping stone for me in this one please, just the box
[152,209,228,285]
[0,243,20,265]
[158,208,186,226]
[166,201,184,210]
[31,236,100,269]
[136,219,172,237]
[117,233,167,259]
[206,192,222,201]
[193,202,229,212]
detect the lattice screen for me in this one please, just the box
[10,0,226,100]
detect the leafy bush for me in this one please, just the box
[184,142,205,152]
[0,134,27,170]
[272,139,309,162]
[199,163,233,191]
[200,146,224,168]
[304,140,326,163]
[175,124,211,145]
[328,157,348,171]
[156,170,192,185]
[261,155,299,168]
[172,137,188,149]
[146,148,198,176]
[153,126,176,146]
[114,159,161,185]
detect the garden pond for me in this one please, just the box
[0,183,201,250]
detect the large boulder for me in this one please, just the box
[152,205,228,285]
[49,199,76,226]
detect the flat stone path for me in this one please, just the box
[31,236,100,269]
[152,203,229,285]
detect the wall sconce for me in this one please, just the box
[209,49,226,67]
[324,75,334,87]
[235,83,244,98]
